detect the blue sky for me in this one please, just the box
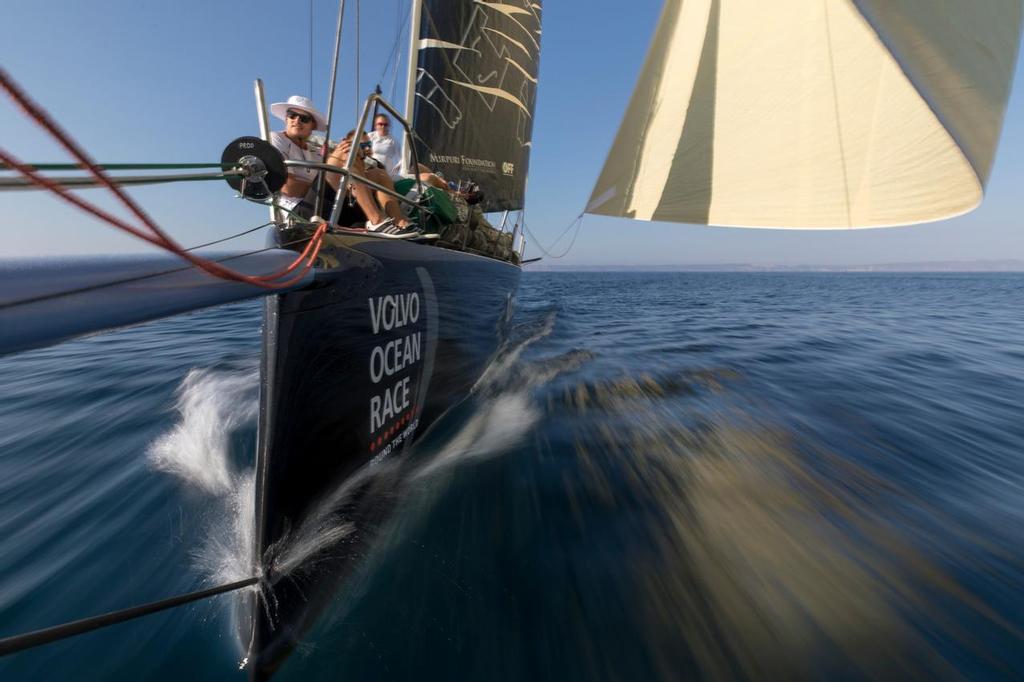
[2,0,1022,265]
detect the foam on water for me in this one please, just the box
[472,310,557,393]
[8,273,1021,679]
[413,392,538,479]
[148,368,257,497]
[414,310,572,479]
[147,367,258,585]
[144,307,585,642]
[266,469,367,578]
[144,362,391,603]
[270,311,572,570]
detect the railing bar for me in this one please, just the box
[286,159,433,214]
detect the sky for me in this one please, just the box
[1,0,1022,266]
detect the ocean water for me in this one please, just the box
[1,272,1023,680]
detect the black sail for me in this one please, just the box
[411,0,542,212]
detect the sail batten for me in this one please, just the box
[588,0,1023,229]
[419,38,480,53]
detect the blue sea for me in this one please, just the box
[2,272,1023,680]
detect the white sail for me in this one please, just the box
[587,0,1024,229]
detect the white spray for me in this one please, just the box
[415,310,586,479]
[145,309,588,641]
[147,367,258,585]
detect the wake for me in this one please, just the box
[145,308,589,635]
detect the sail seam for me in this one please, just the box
[626,0,708,220]
[849,0,992,195]
[824,0,854,228]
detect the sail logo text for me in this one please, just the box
[368,292,423,439]
[429,153,496,170]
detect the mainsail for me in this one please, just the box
[407,0,543,212]
[587,0,1024,229]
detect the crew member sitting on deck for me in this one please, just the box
[330,130,420,237]
[369,113,449,191]
[369,113,401,176]
[268,95,387,229]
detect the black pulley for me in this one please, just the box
[221,136,287,200]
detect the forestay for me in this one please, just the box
[409,0,543,212]
[586,0,1024,229]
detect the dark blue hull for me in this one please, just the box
[244,235,519,677]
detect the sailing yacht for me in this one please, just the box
[0,0,543,677]
[240,2,543,676]
[1,0,1022,679]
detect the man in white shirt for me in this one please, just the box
[269,95,396,230]
[368,113,402,177]
[268,95,327,215]
[369,112,450,193]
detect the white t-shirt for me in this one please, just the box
[369,131,401,176]
[271,131,321,210]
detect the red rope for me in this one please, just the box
[0,67,324,290]
[253,222,327,288]
[253,222,325,281]
[0,150,167,248]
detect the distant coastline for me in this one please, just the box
[528,260,1024,273]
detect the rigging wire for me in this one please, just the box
[0,577,260,657]
[316,0,348,216]
[545,212,585,248]
[354,0,361,121]
[1,162,223,171]
[0,227,319,313]
[184,221,275,252]
[0,145,325,289]
[0,171,231,191]
[0,67,325,291]
[522,212,586,260]
[380,0,413,102]
[309,0,315,98]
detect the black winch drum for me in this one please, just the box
[221,136,287,200]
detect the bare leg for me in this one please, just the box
[419,172,448,190]
[325,156,386,225]
[365,167,413,227]
[379,190,412,226]
[351,184,385,224]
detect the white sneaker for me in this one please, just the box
[366,217,396,232]
[373,222,424,239]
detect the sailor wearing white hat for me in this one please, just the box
[267,95,399,231]
[268,95,329,214]
[270,95,327,129]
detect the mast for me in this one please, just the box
[322,0,347,150]
[314,0,348,217]
[401,0,423,175]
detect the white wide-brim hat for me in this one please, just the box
[270,95,327,129]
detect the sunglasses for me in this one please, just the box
[375,121,389,127]
[286,110,313,124]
